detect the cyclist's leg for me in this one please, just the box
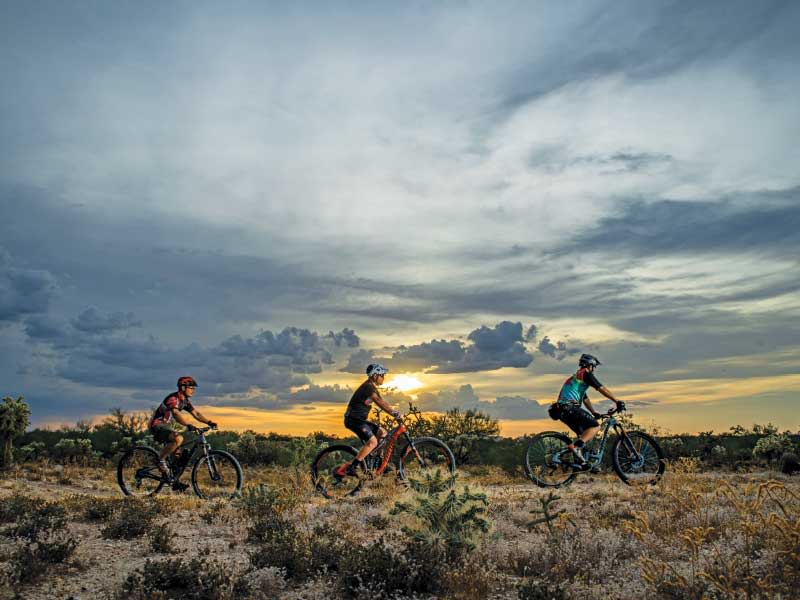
[152,426,181,475]
[336,418,377,476]
[560,408,599,465]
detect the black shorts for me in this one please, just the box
[344,416,379,444]
[560,405,599,435]
[150,424,175,444]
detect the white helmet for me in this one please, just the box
[366,363,389,377]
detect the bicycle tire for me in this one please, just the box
[191,450,243,499]
[117,446,166,497]
[523,432,578,488]
[611,431,665,485]
[398,437,456,481]
[311,444,362,499]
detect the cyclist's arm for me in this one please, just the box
[170,409,192,427]
[372,393,396,416]
[582,395,602,417]
[189,408,214,426]
[597,386,620,403]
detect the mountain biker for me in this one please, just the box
[149,376,218,489]
[334,363,400,478]
[555,354,625,468]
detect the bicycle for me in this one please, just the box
[310,416,456,499]
[117,426,243,499]
[523,406,665,487]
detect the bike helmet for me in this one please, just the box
[177,376,198,388]
[366,363,389,378]
[578,354,601,368]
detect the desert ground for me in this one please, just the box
[0,461,798,600]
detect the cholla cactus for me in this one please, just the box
[391,469,489,561]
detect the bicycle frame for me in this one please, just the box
[559,410,639,468]
[369,420,417,475]
[169,430,213,479]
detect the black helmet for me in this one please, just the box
[578,354,601,368]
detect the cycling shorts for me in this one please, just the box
[344,416,380,443]
[560,405,599,435]
[150,424,176,444]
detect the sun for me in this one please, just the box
[387,374,424,393]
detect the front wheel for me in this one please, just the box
[191,450,243,499]
[117,446,165,497]
[311,444,362,500]
[611,431,665,485]
[398,437,456,481]
[524,432,578,488]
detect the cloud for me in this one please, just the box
[537,336,581,361]
[72,307,141,334]
[415,384,548,420]
[325,328,360,348]
[0,249,58,323]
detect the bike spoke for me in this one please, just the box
[311,447,362,500]
[119,447,164,497]
[399,438,455,481]
[194,453,241,499]
[524,433,577,487]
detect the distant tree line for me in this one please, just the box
[4,395,799,475]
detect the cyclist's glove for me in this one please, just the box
[615,401,626,412]
[208,421,218,429]
[185,424,197,432]
[390,410,401,419]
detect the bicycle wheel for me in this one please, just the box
[398,437,456,481]
[117,446,165,497]
[611,431,665,485]
[191,450,243,499]
[311,444,362,500]
[524,432,577,488]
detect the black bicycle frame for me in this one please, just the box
[167,429,214,479]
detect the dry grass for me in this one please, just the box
[0,464,797,599]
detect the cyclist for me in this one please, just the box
[555,354,624,468]
[149,376,217,489]
[334,363,400,478]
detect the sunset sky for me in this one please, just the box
[2,1,799,437]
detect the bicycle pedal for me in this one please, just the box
[171,481,190,492]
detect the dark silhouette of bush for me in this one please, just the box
[780,452,799,474]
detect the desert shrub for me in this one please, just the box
[10,536,79,584]
[0,494,79,585]
[366,513,390,530]
[249,520,345,581]
[64,494,121,521]
[779,452,799,474]
[3,500,67,541]
[117,556,236,600]
[15,441,46,463]
[102,497,160,539]
[753,433,795,463]
[235,566,287,599]
[518,578,567,600]
[337,536,438,597]
[150,524,179,554]
[0,493,46,523]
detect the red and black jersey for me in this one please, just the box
[149,391,194,427]
[344,380,380,421]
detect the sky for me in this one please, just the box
[1,1,799,437]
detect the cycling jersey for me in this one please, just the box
[345,380,380,421]
[149,391,194,427]
[557,368,602,405]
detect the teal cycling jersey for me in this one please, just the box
[557,367,602,404]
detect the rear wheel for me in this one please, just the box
[524,432,578,488]
[311,444,362,499]
[611,431,665,485]
[191,450,243,499]
[398,437,456,481]
[117,446,165,497]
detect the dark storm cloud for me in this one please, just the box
[325,328,360,348]
[537,336,581,361]
[495,0,796,117]
[414,384,547,421]
[557,188,800,257]
[73,307,141,334]
[342,322,534,375]
[0,248,58,323]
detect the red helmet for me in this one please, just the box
[177,376,198,388]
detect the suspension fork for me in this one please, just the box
[613,425,642,459]
[402,432,425,465]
